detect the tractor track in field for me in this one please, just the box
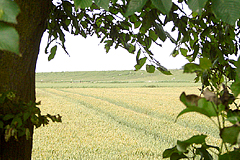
[37,88,185,144]
[37,88,220,145]
[57,88,176,121]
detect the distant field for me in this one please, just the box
[36,70,195,82]
[32,70,220,159]
[36,70,200,88]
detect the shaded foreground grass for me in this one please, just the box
[32,87,220,159]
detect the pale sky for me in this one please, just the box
[36,32,189,73]
[35,1,240,73]
[35,1,191,73]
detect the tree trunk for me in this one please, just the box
[0,0,50,159]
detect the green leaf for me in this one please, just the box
[151,0,172,15]
[140,25,146,34]
[226,116,240,125]
[231,57,240,97]
[199,57,212,70]
[154,23,167,42]
[125,43,135,53]
[171,49,179,57]
[201,70,209,86]
[201,27,211,40]
[138,57,147,66]
[219,150,240,160]
[0,22,19,55]
[12,117,22,128]
[157,67,172,75]
[134,21,141,29]
[212,0,240,26]
[0,9,3,18]
[177,140,189,152]
[163,146,188,159]
[63,1,73,13]
[165,31,177,44]
[149,30,158,41]
[177,135,207,152]
[220,125,240,145]
[183,134,207,144]
[0,0,20,24]
[231,81,240,99]
[176,108,198,120]
[187,0,208,15]
[177,92,217,120]
[134,64,141,71]
[111,0,117,3]
[95,0,110,10]
[196,146,213,160]
[31,115,39,126]
[180,48,188,57]
[179,92,200,108]
[125,0,148,17]
[170,153,188,159]
[198,98,217,117]
[146,65,155,73]
[163,146,178,158]
[23,112,31,121]
[144,37,152,49]
[183,63,202,73]
[135,57,147,71]
[48,45,57,61]
[74,0,93,9]
[3,114,14,121]
[136,49,141,61]
[129,15,137,23]
[104,40,113,53]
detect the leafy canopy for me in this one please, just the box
[0,0,20,55]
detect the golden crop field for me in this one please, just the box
[32,87,221,159]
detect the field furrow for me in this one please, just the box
[55,88,220,139]
[33,87,221,159]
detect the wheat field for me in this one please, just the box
[32,86,220,159]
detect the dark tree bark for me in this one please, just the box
[0,0,50,159]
